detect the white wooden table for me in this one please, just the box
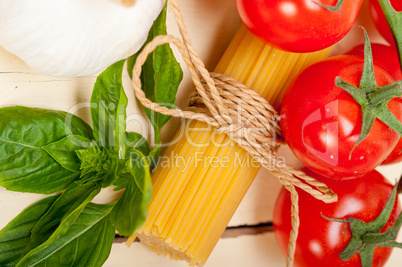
[0,0,401,266]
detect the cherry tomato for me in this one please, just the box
[370,0,402,46]
[235,0,363,53]
[273,168,400,267]
[280,55,402,179]
[346,43,402,165]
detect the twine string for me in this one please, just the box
[130,0,338,266]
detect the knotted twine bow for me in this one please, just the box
[130,0,338,266]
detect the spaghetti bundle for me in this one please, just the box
[132,21,333,266]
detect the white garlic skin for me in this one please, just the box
[0,0,165,77]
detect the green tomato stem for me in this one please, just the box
[378,0,402,70]
[324,182,401,265]
[367,81,402,105]
[314,0,344,11]
[359,248,375,267]
[336,28,402,154]
[374,240,402,248]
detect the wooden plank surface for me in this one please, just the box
[105,231,402,267]
[0,0,402,266]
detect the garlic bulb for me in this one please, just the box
[0,0,164,77]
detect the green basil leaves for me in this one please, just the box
[0,107,93,194]
[128,2,183,167]
[0,196,58,266]
[90,59,127,150]
[110,149,152,237]
[0,3,181,266]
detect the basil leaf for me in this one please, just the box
[0,196,58,266]
[42,135,92,172]
[124,132,150,156]
[0,106,93,194]
[90,59,127,149]
[123,131,155,171]
[16,203,115,267]
[24,181,101,255]
[128,2,183,145]
[110,149,152,236]
[33,216,115,267]
[112,173,130,192]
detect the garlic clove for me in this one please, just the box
[0,0,164,77]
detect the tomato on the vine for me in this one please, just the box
[235,0,363,53]
[273,168,400,267]
[280,55,402,179]
[346,43,402,165]
[370,0,402,46]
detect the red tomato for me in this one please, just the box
[280,55,402,179]
[346,43,402,165]
[370,0,402,46]
[273,168,400,267]
[235,0,363,53]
